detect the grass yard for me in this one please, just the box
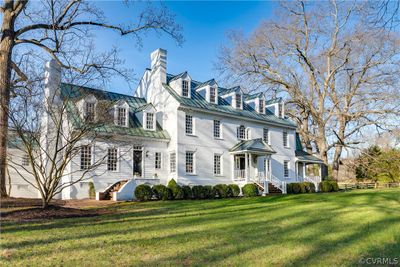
[1,188,400,266]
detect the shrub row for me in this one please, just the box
[319,181,339,192]
[287,182,316,194]
[134,180,249,201]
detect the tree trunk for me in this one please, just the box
[332,145,343,181]
[0,1,16,197]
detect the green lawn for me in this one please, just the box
[1,189,400,266]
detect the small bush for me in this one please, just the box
[299,183,307,193]
[228,184,240,197]
[88,182,96,199]
[134,184,153,201]
[167,179,184,200]
[203,185,215,199]
[213,184,231,198]
[304,182,316,193]
[319,181,339,192]
[152,184,172,200]
[330,181,339,192]
[242,184,259,197]
[182,185,193,199]
[192,185,206,199]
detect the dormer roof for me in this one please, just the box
[244,92,264,101]
[266,97,283,105]
[194,79,217,90]
[219,86,242,96]
[169,71,191,83]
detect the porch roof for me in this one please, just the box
[229,138,276,154]
[295,150,324,164]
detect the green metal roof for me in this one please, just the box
[60,83,170,140]
[162,83,296,128]
[295,133,323,163]
[265,97,283,105]
[194,79,216,90]
[244,92,264,101]
[229,138,276,154]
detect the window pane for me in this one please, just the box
[210,87,216,103]
[170,152,176,173]
[80,145,91,170]
[155,152,161,169]
[263,128,269,143]
[107,148,118,171]
[259,99,264,113]
[117,107,127,126]
[213,120,221,138]
[185,115,193,134]
[146,113,154,130]
[235,94,241,108]
[214,154,221,175]
[283,132,288,147]
[182,80,189,97]
[186,152,194,173]
[85,102,95,122]
[284,160,289,177]
[237,125,246,139]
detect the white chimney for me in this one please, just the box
[44,59,61,105]
[150,48,167,85]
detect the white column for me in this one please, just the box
[303,163,306,181]
[245,153,249,183]
[318,164,322,182]
[231,154,235,182]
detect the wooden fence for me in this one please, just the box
[338,182,400,190]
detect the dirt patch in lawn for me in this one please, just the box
[0,197,117,222]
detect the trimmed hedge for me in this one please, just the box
[242,184,259,197]
[134,184,153,201]
[192,185,207,199]
[168,179,184,200]
[182,185,193,199]
[152,184,172,200]
[228,184,240,197]
[213,184,232,198]
[287,182,317,194]
[203,185,215,199]
[319,181,339,192]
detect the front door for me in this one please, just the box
[235,155,245,170]
[133,150,142,177]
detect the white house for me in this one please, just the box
[7,48,323,200]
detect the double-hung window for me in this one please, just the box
[185,151,194,174]
[185,114,193,135]
[235,94,242,109]
[237,125,246,140]
[107,148,118,171]
[155,152,162,169]
[182,80,189,97]
[259,99,265,113]
[284,160,290,178]
[283,131,289,147]
[85,102,95,122]
[22,154,30,166]
[263,128,269,144]
[214,154,222,175]
[146,113,155,130]
[80,145,92,170]
[170,152,176,173]
[210,87,216,103]
[117,107,127,126]
[213,120,221,138]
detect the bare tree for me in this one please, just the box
[218,0,400,179]
[0,0,183,197]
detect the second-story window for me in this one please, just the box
[210,87,216,103]
[22,154,30,166]
[235,94,242,109]
[117,107,127,126]
[185,114,193,135]
[213,120,221,138]
[182,80,189,97]
[85,102,95,123]
[283,131,289,147]
[237,125,246,140]
[155,152,161,169]
[170,152,176,173]
[145,113,155,130]
[263,128,269,144]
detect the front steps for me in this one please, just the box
[252,181,283,195]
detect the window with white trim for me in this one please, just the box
[182,80,189,97]
[155,152,161,169]
[185,151,194,174]
[235,93,242,109]
[80,145,92,170]
[107,148,118,171]
[283,131,289,147]
[259,99,265,113]
[85,102,95,123]
[284,160,290,178]
[117,107,127,126]
[213,120,221,138]
[210,87,216,103]
[145,113,155,130]
[22,154,30,166]
[278,103,283,117]
[170,152,176,173]
[185,114,193,135]
[214,154,222,175]
[237,125,246,140]
[263,128,269,144]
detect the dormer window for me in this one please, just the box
[235,94,242,109]
[85,102,95,123]
[182,80,189,97]
[116,107,127,127]
[210,86,216,103]
[278,103,284,118]
[259,99,265,114]
[145,112,155,131]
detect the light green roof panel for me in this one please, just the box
[230,138,276,154]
